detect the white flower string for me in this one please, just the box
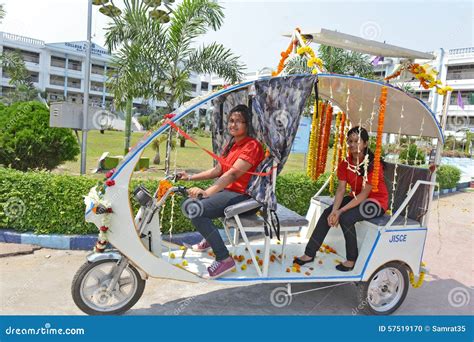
[404,116,426,226]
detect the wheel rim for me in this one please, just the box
[367,267,404,312]
[79,261,138,312]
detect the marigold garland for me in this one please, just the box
[272,39,296,76]
[306,99,319,179]
[315,101,327,179]
[318,103,333,178]
[157,179,173,200]
[372,86,387,192]
[384,63,453,95]
[329,112,342,195]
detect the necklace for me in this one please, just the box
[346,154,368,175]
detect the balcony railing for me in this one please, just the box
[446,71,474,81]
[1,32,44,47]
[448,47,474,56]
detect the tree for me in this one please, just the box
[0,102,80,171]
[104,0,244,165]
[284,45,374,79]
[0,4,5,22]
[0,50,39,105]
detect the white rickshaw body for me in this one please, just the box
[76,74,444,315]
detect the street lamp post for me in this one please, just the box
[80,0,93,175]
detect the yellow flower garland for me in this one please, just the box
[329,112,342,195]
[306,99,319,178]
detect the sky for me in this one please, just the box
[1,0,473,72]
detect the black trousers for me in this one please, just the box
[305,196,384,262]
[190,190,250,261]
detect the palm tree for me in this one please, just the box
[0,4,6,23]
[104,0,244,167]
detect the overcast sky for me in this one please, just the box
[1,0,473,71]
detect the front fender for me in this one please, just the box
[86,250,148,280]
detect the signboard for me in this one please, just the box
[291,116,312,154]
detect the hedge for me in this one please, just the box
[436,165,461,190]
[0,168,333,235]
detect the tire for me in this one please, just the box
[355,262,409,315]
[71,259,146,315]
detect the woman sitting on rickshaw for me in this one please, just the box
[295,126,389,271]
[178,104,264,279]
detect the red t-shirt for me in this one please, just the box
[337,159,389,211]
[219,137,264,194]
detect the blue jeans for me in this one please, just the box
[191,190,251,261]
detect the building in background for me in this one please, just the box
[373,47,474,136]
[0,31,212,121]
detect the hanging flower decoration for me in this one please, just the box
[157,179,173,200]
[385,62,453,95]
[272,39,296,76]
[372,86,387,192]
[85,186,113,253]
[306,100,321,180]
[329,112,342,195]
[337,113,346,165]
[314,101,327,179]
[318,103,333,178]
[296,46,323,75]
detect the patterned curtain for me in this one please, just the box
[209,75,316,211]
[247,75,317,210]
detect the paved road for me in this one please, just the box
[1,191,473,315]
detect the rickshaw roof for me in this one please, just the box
[316,74,444,141]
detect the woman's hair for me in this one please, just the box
[222,104,252,157]
[346,126,384,176]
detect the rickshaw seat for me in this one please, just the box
[223,199,308,277]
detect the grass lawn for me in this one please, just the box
[55,130,309,178]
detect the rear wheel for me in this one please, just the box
[71,259,146,315]
[355,262,409,315]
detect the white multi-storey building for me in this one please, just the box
[0,31,212,113]
[373,47,474,135]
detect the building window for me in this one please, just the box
[29,71,39,83]
[191,83,197,92]
[90,81,104,92]
[3,47,40,64]
[91,64,105,75]
[51,56,66,68]
[450,90,474,105]
[200,82,209,91]
[415,91,430,102]
[67,77,81,89]
[50,75,65,86]
[446,64,474,80]
[68,59,82,72]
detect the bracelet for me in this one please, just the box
[187,174,193,181]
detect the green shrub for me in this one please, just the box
[1,169,336,235]
[0,101,80,171]
[436,165,461,189]
[399,143,426,165]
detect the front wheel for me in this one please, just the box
[355,262,409,315]
[71,258,146,315]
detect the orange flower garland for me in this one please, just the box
[157,179,173,200]
[384,63,453,95]
[315,101,327,179]
[318,103,333,178]
[272,40,296,76]
[372,86,387,192]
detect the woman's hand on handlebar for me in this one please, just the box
[188,187,207,199]
[177,171,190,181]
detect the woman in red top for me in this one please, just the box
[178,104,264,278]
[295,126,388,271]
